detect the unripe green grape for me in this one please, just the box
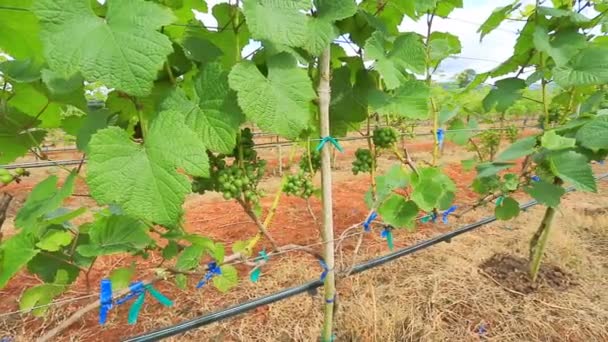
[0,174,14,185]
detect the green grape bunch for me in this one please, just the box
[0,167,29,185]
[283,172,315,199]
[299,149,321,174]
[504,125,518,143]
[352,148,373,175]
[372,127,398,148]
[192,128,267,204]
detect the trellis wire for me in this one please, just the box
[1,125,538,170]
[123,173,608,342]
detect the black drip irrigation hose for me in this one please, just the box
[123,173,608,342]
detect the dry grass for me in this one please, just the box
[141,186,608,342]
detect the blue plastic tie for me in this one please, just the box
[437,128,445,149]
[531,175,540,182]
[442,206,457,224]
[115,281,145,306]
[381,226,394,250]
[315,136,344,152]
[363,211,377,232]
[99,279,113,325]
[319,259,329,281]
[325,295,336,304]
[197,262,222,289]
[250,250,270,283]
[420,212,436,223]
[600,160,605,165]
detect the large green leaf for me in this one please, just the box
[15,173,76,233]
[182,3,251,69]
[19,270,68,316]
[229,53,316,139]
[27,252,80,284]
[175,244,205,271]
[329,66,373,134]
[549,151,596,192]
[35,229,73,252]
[0,0,43,62]
[525,180,565,208]
[109,265,135,291]
[533,26,587,67]
[76,215,152,257]
[495,196,519,220]
[428,32,461,65]
[483,78,526,113]
[304,0,358,55]
[74,109,112,153]
[378,195,419,230]
[478,2,520,41]
[541,130,576,150]
[87,111,209,227]
[576,116,608,151]
[553,48,608,87]
[0,110,46,164]
[0,233,39,289]
[33,0,175,96]
[242,0,310,49]
[495,136,537,162]
[213,265,239,292]
[410,167,456,211]
[162,63,244,154]
[368,80,430,119]
[536,6,590,24]
[367,164,409,207]
[476,162,515,178]
[365,31,426,90]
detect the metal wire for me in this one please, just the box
[2,125,538,170]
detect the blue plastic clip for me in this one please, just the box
[442,206,457,224]
[437,129,445,149]
[420,212,437,223]
[250,250,270,283]
[381,226,394,250]
[363,211,377,232]
[319,259,329,281]
[197,262,222,289]
[99,279,113,325]
[115,281,145,306]
[531,175,540,182]
[325,295,336,304]
[315,136,344,152]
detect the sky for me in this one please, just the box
[196,0,599,83]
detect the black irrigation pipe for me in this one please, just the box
[124,173,608,342]
[2,125,539,170]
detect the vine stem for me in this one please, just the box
[529,203,557,282]
[318,47,336,342]
[0,193,13,242]
[424,10,439,166]
[366,116,377,202]
[392,145,419,177]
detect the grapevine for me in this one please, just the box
[0,1,605,341]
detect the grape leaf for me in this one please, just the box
[495,136,537,162]
[27,253,80,284]
[446,118,478,146]
[482,78,526,113]
[410,167,456,211]
[33,0,175,96]
[533,26,587,67]
[525,180,565,208]
[182,3,251,69]
[495,196,520,220]
[478,2,520,41]
[541,131,576,150]
[19,274,67,316]
[0,110,46,164]
[428,32,461,65]
[175,244,205,271]
[303,0,358,55]
[476,162,515,178]
[368,80,430,119]
[87,111,210,227]
[378,195,419,230]
[213,265,238,293]
[109,265,136,290]
[229,53,316,139]
[366,164,409,207]
[0,233,39,289]
[575,115,608,151]
[161,63,244,154]
[0,0,43,62]
[35,230,73,252]
[15,173,76,233]
[537,6,590,23]
[330,66,374,132]
[365,32,426,89]
[549,151,596,192]
[76,215,152,257]
[553,48,608,87]
[0,59,41,83]
[242,0,310,49]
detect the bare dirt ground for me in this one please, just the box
[3,128,608,341]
